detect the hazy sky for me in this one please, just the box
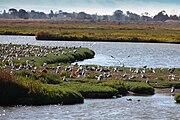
[0,0,180,16]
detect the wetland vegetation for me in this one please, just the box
[0,19,180,43]
[0,43,180,105]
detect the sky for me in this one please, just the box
[0,0,180,16]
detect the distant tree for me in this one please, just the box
[38,12,47,19]
[153,10,169,21]
[9,8,17,13]
[102,15,109,21]
[3,10,6,14]
[59,10,63,14]
[169,15,178,20]
[49,10,54,18]
[77,12,91,19]
[126,11,140,20]
[141,16,152,21]
[2,10,9,18]
[19,9,28,19]
[9,8,19,18]
[31,10,35,13]
[113,10,125,20]
[141,12,152,21]
[144,12,149,16]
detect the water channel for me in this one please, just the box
[0,35,179,68]
[0,35,180,120]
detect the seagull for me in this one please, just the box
[123,72,127,78]
[111,55,130,66]
[63,76,66,81]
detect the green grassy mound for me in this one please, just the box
[60,82,118,98]
[98,81,128,96]
[174,93,180,103]
[125,82,155,95]
[0,70,83,106]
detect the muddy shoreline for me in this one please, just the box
[155,88,180,94]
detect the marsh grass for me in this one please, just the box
[0,70,29,106]
[125,82,155,95]
[60,82,119,98]
[0,19,180,43]
[98,81,128,95]
[0,70,84,106]
[174,93,180,103]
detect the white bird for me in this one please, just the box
[135,68,139,73]
[152,69,156,74]
[97,74,103,81]
[123,72,127,78]
[141,73,146,78]
[63,76,66,81]
[171,86,175,93]
[129,74,135,80]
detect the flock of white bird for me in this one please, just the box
[0,43,178,93]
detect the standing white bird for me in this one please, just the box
[171,86,175,93]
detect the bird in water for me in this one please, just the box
[126,98,132,101]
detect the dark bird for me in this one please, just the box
[111,56,115,59]
[143,66,147,68]
[146,78,150,84]
[126,98,132,101]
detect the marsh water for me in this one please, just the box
[0,94,179,120]
[0,35,180,120]
[0,35,180,68]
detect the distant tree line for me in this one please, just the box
[0,8,179,21]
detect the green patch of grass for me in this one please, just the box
[0,19,180,43]
[98,81,128,96]
[60,82,118,98]
[150,82,180,89]
[174,93,180,103]
[125,82,155,95]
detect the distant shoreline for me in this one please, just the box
[0,34,179,44]
[36,37,180,44]
[155,88,180,94]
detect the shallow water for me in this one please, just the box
[0,94,179,120]
[0,35,180,68]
